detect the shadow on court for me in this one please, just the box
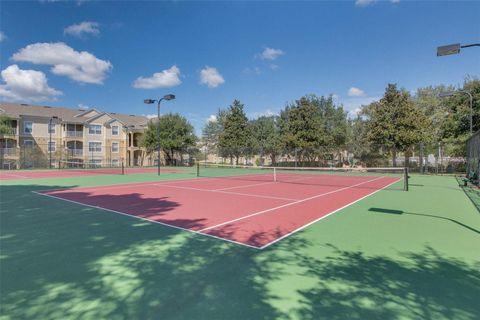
[1,183,479,319]
[368,207,480,234]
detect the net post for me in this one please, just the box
[121,161,125,175]
[404,167,409,191]
[274,167,277,182]
[196,162,200,177]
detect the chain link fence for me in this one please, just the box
[0,143,197,170]
[199,142,468,174]
[466,131,480,183]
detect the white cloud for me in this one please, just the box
[355,0,376,6]
[0,64,62,102]
[0,31,6,42]
[207,115,217,123]
[259,47,285,60]
[133,66,182,89]
[199,66,225,88]
[12,42,112,84]
[64,21,100,37]
[143,114,157,119]
[348,87,366,97]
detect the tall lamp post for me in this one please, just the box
[49,116,59,169]
[144,94,176,175]
[439,90,473,135]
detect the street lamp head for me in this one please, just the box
[144,99,156,104]
[163,94,175,101]
[437,43,461,56]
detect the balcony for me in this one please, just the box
[66,148,83,156]
[66,131,83,138]
[0,148,17,156]
[0,128,17,136]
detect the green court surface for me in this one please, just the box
[1,172,479,320]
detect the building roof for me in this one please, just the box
[0,102,149,129]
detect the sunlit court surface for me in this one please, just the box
[34,166,403,249]
[1,0,480,319]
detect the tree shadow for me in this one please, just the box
[2,183,479,319]
[369,207,480,234]
[0,183,306,319]
[294,245,480,320]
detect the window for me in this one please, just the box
[112,125,119,136]
[112,159,120,167]
[24,121,33,134]
[24,140,34,148]
[112,142,119,153]
[48,123,56,134]
[88,124,102,135]
[88,142,102,152]
[48,141,56,152]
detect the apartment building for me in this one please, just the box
[0,102,154,169]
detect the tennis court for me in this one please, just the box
[35,165,404,248]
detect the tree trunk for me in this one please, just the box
[404,149,410,168]
[392,148,397,167]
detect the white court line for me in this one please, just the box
[214,181,275,191]
[0,173,31,179]
[198,176,386,232]
[34,175,219,194]
[153,183,299,201]
[259,177,402,249]
[31,190,262,250]
[212,174,319,191]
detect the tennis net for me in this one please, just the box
[197,163,409,191]
[58,160,124,175]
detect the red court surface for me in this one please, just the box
[36,174,400,249]
[0,167,188,180]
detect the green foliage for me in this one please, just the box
[251,115,283,165]
[279,94,348,163]
[141,113,197,164]
[218,100,251,164]
[366,84,431,165]
[0,115,13,134]
[201,110,226,154]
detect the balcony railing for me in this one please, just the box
[66,148,83,156]
[66,131,83,137]
[0,128,17,135]
[0,148,17,156]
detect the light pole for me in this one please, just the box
[49,116,59,169]
[437,43,480,56]
[144,94,175,175]
[439,90,473,135]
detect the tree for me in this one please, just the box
[0,115,13,134]
[141,113,197,165]
[218,100,251,164]
[251,115,283,165]
[366,84,431,167]
[200,109,228,159]
[279,95,347,165]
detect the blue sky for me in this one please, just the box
[1,0,479,134]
